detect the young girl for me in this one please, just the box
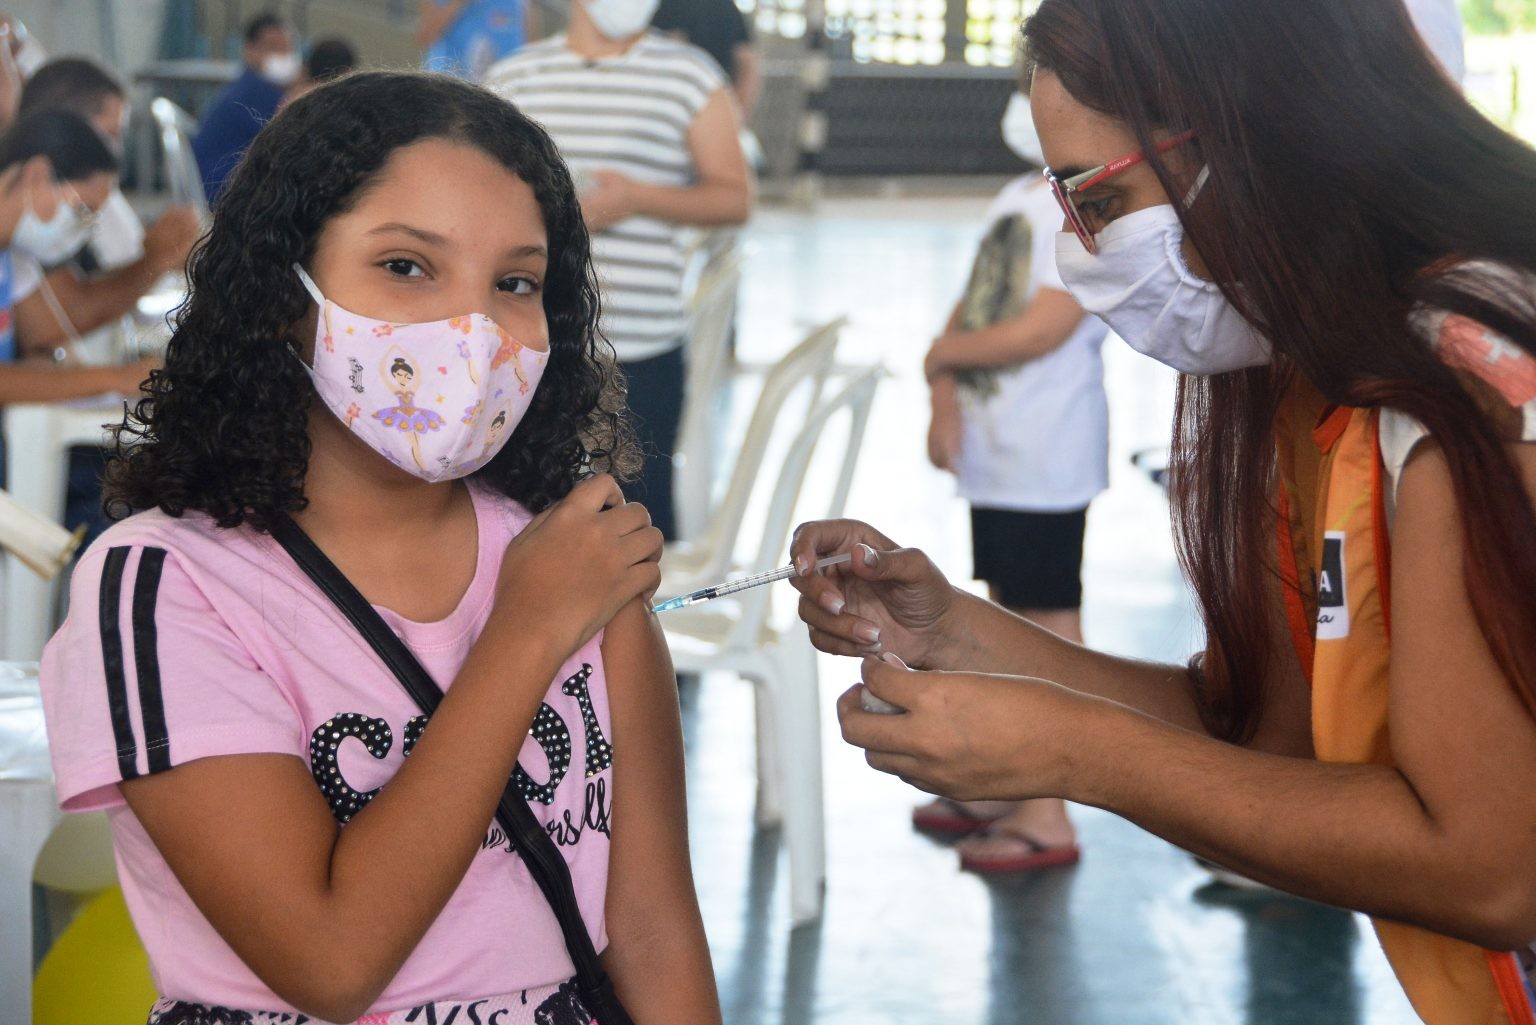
[792,0,1536,1019]
[40,71,721,1024]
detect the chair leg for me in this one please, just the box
[765,634,826,925]
[753,674,784,827]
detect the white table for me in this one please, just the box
[1,402,124,663]
[0,662,61,1024]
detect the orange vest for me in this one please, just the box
[1273,380,1536,1025]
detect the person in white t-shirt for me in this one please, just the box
[916,85,1109,874]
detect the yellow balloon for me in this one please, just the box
[32,886,157,1025]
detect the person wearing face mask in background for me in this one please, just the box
[192,12,300,205]
[790,0,1536,1020]
[0,110,157,485]
[485,0,752,540]
[0,109,195,365]
[913,78,1107,874]
[15,61,201,547]
[20,57,201,276]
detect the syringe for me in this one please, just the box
[651,552,853,613]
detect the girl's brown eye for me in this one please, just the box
[499,275,539,295]
[383,258,424,277]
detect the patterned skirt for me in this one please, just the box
[146,978,597,1025]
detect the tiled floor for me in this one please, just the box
[679,194,1418,1025]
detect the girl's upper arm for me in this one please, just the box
[598,600,721,1020]
[1388,440,1536,916]
[600,599,687,842]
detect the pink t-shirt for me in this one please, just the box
[40,485,614,1015]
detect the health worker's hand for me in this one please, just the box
[840,653,1101,803]
[789,519,958,669]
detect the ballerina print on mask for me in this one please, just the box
[481,409,508,459]
[491,324,545,395]
[374,351,446,472]
[454,329,482,386]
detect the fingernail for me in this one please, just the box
[881,651,907,668]
[821,592,846,616]
[795,555,811,576]
[859,543,878,567]
[854,623,880,644]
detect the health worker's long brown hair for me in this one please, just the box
[1024,0,1536,742]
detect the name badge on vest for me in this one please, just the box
[1317,530,1350,640]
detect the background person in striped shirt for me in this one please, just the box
[486,0,752,539]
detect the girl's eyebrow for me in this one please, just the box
[367,222,448,246]
[365,223,547,261]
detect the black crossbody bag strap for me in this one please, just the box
[270,516,634,1025]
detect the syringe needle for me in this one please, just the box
[651,552,852,614]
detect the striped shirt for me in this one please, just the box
[486,33,726,361]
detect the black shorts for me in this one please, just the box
[970,506,1087,611]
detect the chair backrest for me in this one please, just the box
[674,247,744,539]
[682,317,845,582]
[726,365,882,649]
[150,98,209,221]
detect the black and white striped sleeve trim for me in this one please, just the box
[99,545,173,779]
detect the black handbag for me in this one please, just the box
[271,515,635,1025]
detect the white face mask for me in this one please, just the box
[1001,92,1044,166]
[1053,203,1271,376]
[11,190,91,265]
[261,51,302,86]
[582,0,661,40]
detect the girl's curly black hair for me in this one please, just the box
[107,70,637,530]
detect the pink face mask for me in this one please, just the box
[294,265,548,482]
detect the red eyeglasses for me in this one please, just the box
[1045,129,1197,254]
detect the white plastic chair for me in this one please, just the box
[150,97,209,221]
[1,403,121,662]
[673,247,743,540]
[661,365,882,924]
[660,317,844,597]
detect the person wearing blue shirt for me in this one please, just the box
[191,13,299,204]
[418,1,532,82]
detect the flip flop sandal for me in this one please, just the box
[958,828,1082,874]
[911,797,1007,836]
